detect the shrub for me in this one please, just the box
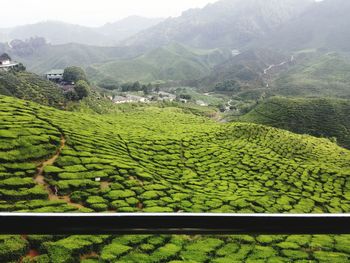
[0,236,28,261]
[100,243,132,261]
[105,190,135,200]
[281,249,309,260]
[22,254,51,263]
[150,244,181,262]
[334,235,350,253]
[216,243,240,256]
[249,246,277,259]
[85,196,107,205]
[313,251,349,263]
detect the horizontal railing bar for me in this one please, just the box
[0,213,349,235]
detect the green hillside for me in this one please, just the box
[270,53,350,98]
[0,71,65,108]
[0,95,350,261]
[199,49,288,96]
[88,43,231,83]
[241,97,350,149]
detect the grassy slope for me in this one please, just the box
[0,71,66,108]
[1,95,350,261]
[270,53,350,98]
[89,43,231,83]
[241,97,350,149]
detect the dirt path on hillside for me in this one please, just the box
[263,55,294,75]
[263,55,295,88]
[34,136,85,210]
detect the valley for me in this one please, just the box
[1,0,350,262]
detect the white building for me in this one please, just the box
[46,69,64,82]
[0,53,18,71]
[113,95,149,104]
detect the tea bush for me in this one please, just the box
[0,95,350,262]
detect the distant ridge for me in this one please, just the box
[0,16,164,46]
[121,0,313,49]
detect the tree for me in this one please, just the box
[63,67,87,83]
[0,53,11,61]
[74,80,90,100]
[142,85,151,95]
[64,90,79,101]
[132,81,141,91]
[179,94,192,100]
[14,63,26,72]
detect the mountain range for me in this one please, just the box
[0,16,164,46]
[121,0,314,49]
[263,0,350,52]
[1,0,350,99]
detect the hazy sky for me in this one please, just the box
[1,0,218,28]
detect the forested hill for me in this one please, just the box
[241,97,350,149]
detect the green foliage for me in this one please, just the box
[0,95,350,262]
[63,66,87,83]
[0,236,28,261]
[100,243,132,261]
[74,80,90,100]
[0,71,65,108]
[271,53,350,98]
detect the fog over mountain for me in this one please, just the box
[0,17,164,46]
[121,0,314,49]
[262,0,350,52]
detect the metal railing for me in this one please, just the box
[0,213,349,235]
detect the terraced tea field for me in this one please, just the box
[0,95,350,262]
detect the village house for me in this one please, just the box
[0,53,18,71]
[45,69,64,82]
[113,95,149,104]
[158,91,176,102]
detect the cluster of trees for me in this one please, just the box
[178,94,192,100]
[63,67,90,101]
[214,80,241,92]
[99,79,161,95]
[120,81,159,95]
[8,37,47,56]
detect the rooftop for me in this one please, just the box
[46,69,64,75]
[0,62,18,68]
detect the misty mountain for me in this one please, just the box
[2,21,107,46]
[99,16,164,43]
[199,48,289,90]
[263,0,350,52]
[0,38,147,74]
[0,16,164,46]
[121,0,313,49]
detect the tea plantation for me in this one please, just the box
[0,95,350,262]
[241,97,350,149]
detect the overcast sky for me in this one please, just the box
[1,0,218,28]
